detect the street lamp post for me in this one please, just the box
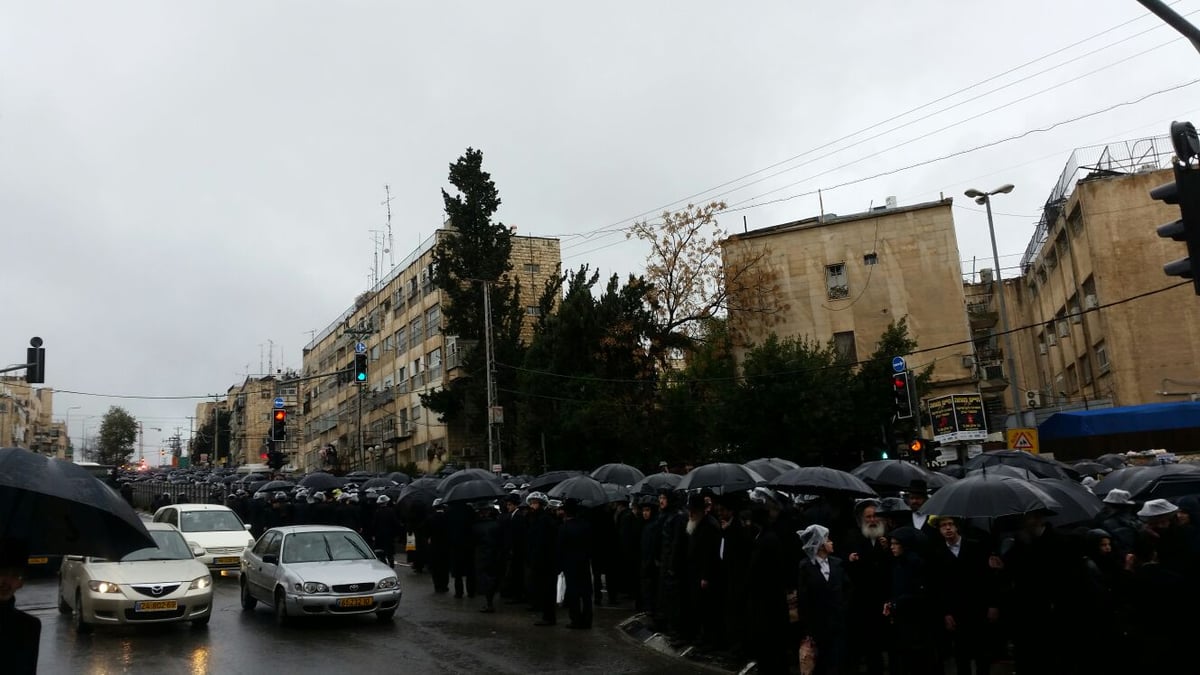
[965,184,1024,429]
[65,406,81,459]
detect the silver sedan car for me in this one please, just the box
[240,525,401,625]
[58,522,214,633]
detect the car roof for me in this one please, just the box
[165,503,237,513]
[144,522,180,532]
[267,525,357,535]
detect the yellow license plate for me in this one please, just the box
[26,557,49,565]
[337,596,373,608]
[135,600,178,612]
[215,557,240,565]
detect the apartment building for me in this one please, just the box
[0,378,67,457]
[300,231,561,473]
[721,198,978,399]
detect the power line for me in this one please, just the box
[542,7,1186,242]
[496,279,1191,387]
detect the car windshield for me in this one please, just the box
[119,530,194,562]
[180,510,244,532]
[282,531,373,564]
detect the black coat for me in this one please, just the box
[685,514,721,590]
[525,508,558,573]
[473,517,504,579]
[797,556,851,672]
[373,506,399,548]
[888,551,935,646]
[0,598,39,675]
[557,516,593,576]
[926,537,998,622]
[744,529,791,673]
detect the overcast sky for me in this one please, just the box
[4,1,1198,460]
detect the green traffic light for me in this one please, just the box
[357,373,366,381]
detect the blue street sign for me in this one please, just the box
[354,341,367,354]
[891,356,906,373]
[273,397,285,409]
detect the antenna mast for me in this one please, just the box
[382,185,395,269]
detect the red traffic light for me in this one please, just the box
[893,375,908,389]
[273,409,286,422]
[260,452,268,460]
[910,439,924,453]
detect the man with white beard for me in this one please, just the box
[843,499,890,675]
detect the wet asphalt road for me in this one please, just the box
[18,567,701,675]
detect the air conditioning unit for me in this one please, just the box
[1071,312,1082,325]
[984,364,1004,381]
[1057,322,1071,338]
[1038,343,1048,355]
[1084,294,1099,310]
[1026,391,1042,408]
[962,355,976,369]
[1048,333,1058,347]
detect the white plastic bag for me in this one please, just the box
[556,573,566,605]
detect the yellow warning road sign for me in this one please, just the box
[1006,428,1039,454]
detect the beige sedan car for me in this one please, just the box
[58,522,214,633]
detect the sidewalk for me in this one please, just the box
[616,612,755,674]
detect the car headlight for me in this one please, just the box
[88,580,121,594]
[301,582,329,593]
[377,576,398,590]
[189,575,212,590]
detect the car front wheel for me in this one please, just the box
[240,577,257,611]
[73,590,92,634]
[273,589,289,626]
[57,583,70,615]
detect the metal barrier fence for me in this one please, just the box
[129,481,231,511]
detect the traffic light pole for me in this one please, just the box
[1137,0,1200,55]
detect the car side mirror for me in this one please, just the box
[262,554,279,565]
[244,524,252,531]
[190,544,205,557]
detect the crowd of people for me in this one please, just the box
[186,473,1200,675]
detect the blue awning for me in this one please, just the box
[1039,402,1200,440]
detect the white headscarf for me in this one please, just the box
[797,524,830,563]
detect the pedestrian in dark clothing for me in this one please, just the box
[684,493,722,645]
[427,500,451,593]
[886,526,937,675]
[613,499,640,606]
[557,498,593,629]
[589,501,617,605]
[1096,489,1143,555]
[715,493,751,655]
[473,504,504,613]
[796,524,851,675]
[525,492,558,626]
[373,495,399,567]
[0,542,40,675]
[637,497,660,615]
[998,513,1072,675]
[844,499,890,675]
[120,482,134,506]
[1126,531,1200,673]
[743,505,791,675]
[656,489,688,635]
[927,516,999,675]
[448,502,477,598]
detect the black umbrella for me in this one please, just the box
[918,474,1061,522]
[345,471,376,479]
[965,450,1075,480]
[677,463,764,493]
[0,447,155,559]
[385,472,412,485]
[743,458,801,481]
[590,463,645,486]
[1095,454,1129,470]
[395,481,439,519]
[1032,478,1104,527]
[246,480,270,495]
[938,465,966,479]
[438,468,498,494]
[969,465,1037,481]
[360,478,398,490]
[254,480,295,494]
[852,460,946,492]
[298,472,344,491]
[548,476,609,508]
[601,483,631,504]
[443,479,505,504]
[1071,461,1114,477]
[631,473,682,495]
[768,467,877,498]
[406,476,441,492]
[1093,463,1200,499]
[527,470,584,492]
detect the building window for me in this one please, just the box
[370,345,381,361]
[409,318,422,351]
[383,335,393,352]
[425,306,440,339]
[825,263,849,300]
[394,328,405,354]
[1067,204,1084,236]
[832,331,858,363]
[862,253,878,266]
[523,263,541,274]
[1082,275,1098,310]
[1079,357,1093,385]
[427,348,442,383]
[1046,248,1058,271]
[1095,340,1109,372]
[1065,364,1078,394]
[525,306,542,317]
[411,404,422,423]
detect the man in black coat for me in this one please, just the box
[427,499,451,593]
[637,496,660,614]
[0,542,39,675]
[473,503,503,613]
[796,523,851,675]
[500,494,527,604]
[613,497,640,606]
[656,489,688,636]
[372,495,400,567]
[927,516,999,675]
[447,502,477,599]
[743,505,790,675]
[684,493,722,646]
[843,499,890,675]
[525,493,558,626]
[557,498,594,629]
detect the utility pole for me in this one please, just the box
[357,382,365,472]
[483,281,498,471]
[1137,0,1200,54]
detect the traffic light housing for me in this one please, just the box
[354,352,369,383]
[1153,121,1200,295]
[892,370,914,419]
[270,409,287,442]
[25,337,45,384]
[267,450,285,471]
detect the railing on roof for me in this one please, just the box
[1020,135,1174,273]
[304,231,441,352]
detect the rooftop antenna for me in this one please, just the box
[382,185,395,269]
[268,339,275,375]
[368,229,385,286]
